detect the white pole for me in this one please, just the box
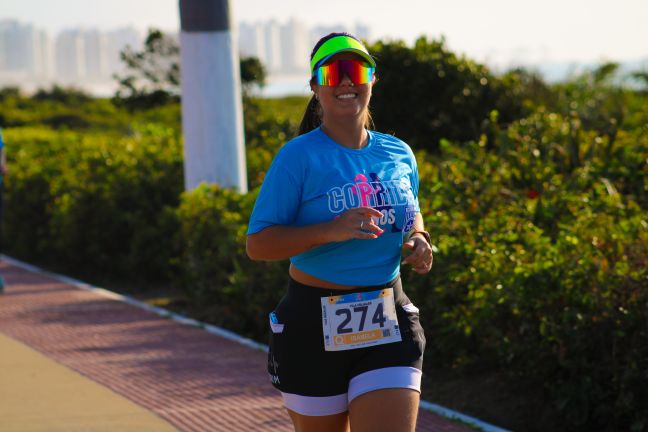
[179,0,247,192]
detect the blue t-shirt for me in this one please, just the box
[247,127,420,286]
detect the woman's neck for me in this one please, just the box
[320,118,368,150]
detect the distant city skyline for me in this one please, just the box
[1,0,647,97]
[238,20,371,74]
[0,19,142,94]
[0,17,376,96]
[1,0,647,67]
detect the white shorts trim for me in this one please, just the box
[348,366,422,402]
[281,367,422,416]
[281,392,348,416]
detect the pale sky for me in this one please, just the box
[1,0,647,67]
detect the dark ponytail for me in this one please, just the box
[298,93,322,135]
[297,32,375,136]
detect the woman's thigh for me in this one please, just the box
[287,409,349,432]
[348,388,420,432]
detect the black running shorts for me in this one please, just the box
[267,275,426,416]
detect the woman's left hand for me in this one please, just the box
[401,236,433,274]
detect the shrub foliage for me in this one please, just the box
[1,38,646,431]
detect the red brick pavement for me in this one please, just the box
[0,260,474,432]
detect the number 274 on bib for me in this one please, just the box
[321,288,402,352]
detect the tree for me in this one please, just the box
[0,86,21,101]
[631,71,648,92]
[113,29,180,110]
[113,28,266,111]
[367,37,527,152]
[369,37,494,150]
[240,56,266,93]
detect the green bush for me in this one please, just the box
[368,37,527,152]
[4,124,183,282]
[405,110,647,430]
[243,96,303,189]
[176,183,288,338]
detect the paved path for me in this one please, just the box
[0,333,177,431]
[0,259,473,431]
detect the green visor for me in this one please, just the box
[310,35,376,75]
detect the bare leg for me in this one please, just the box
[287,409,350,432]
[348,388,420,432]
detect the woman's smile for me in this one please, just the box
[336,91,358,100]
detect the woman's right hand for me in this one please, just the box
[324,206,385,242]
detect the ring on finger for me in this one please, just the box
[360,220,364,230]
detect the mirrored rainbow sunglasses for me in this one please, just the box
[313,59,376,86]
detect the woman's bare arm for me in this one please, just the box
[246,206,384,261]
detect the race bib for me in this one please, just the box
[321,288,401,351]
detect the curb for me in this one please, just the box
[0,254,511,432]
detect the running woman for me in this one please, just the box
[247,33,433,432]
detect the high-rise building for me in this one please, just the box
[0,23,6,71]
[35,29,55,79]
[239,22,266,63]
[0,20,46,75]
[55,29,86,83]
[83,29,109,80]
[280,18,310,73]
[263,20,282,73]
